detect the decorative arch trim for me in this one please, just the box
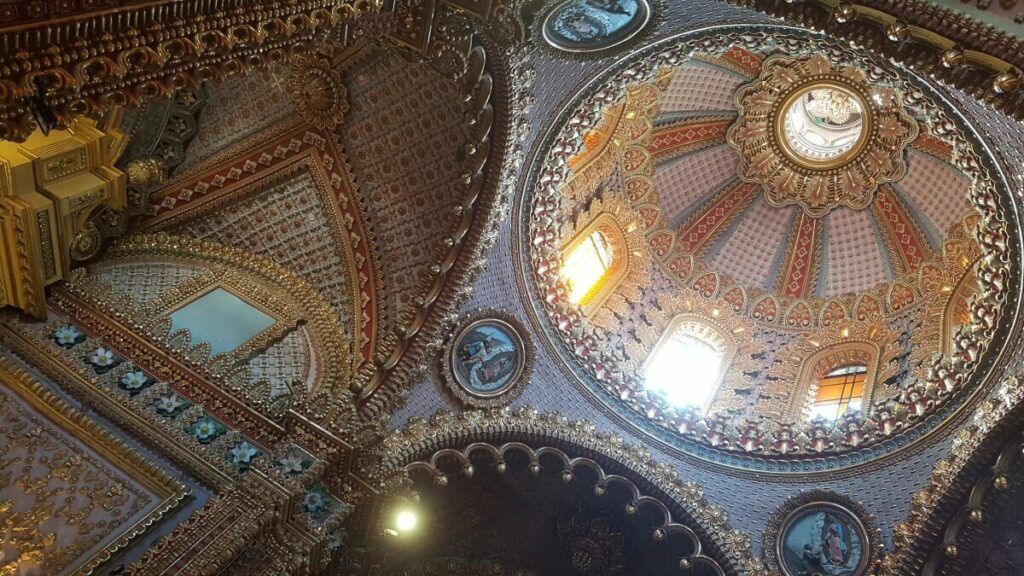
[374,407,766,575]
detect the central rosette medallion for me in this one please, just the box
[726,54,918,217]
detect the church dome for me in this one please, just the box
[520,26,1020,472]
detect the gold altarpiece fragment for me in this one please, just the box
[0,114,128,317]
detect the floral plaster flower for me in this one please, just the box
[120,371,149,391]
[192,416,223,443]
[303,488,329,515]
[155,393,186,416]
[278,451,308,476]
[228,441,260,468]
[88,347,117,368]
[54,325,84,348]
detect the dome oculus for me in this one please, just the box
[727,54,919,218]
[781,84,866,164]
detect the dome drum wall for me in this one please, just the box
[516,25,1023,474]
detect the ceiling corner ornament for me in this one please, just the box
[537,0,655,57]
[288,51,350,131]
[727,54,919,218]
[441,310,534,409]
[764,490,882,576]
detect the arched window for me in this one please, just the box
[943,264,979,356]
[789,343,879,423]
[561,213,628,314]
[642,317,732,411]
[809,364,868,422]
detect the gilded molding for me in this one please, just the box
[727,0,1024,120]
[0,0,383,142]
[880,374,1024,574]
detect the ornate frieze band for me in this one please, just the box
[0,0,382,142]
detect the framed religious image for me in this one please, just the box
[765,491,882,576]
[538,0,654,56]
[442,310,534,408]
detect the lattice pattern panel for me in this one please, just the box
[660,62,746,113]
[823,208,890,296]
[172,169,354,335]
[248,327,312,393]
[179,63,294,172]
[655,145,740,227]
[709,198,793,289]
[340,50,469,332]
[898,151,972,235]
[95,262,203,304]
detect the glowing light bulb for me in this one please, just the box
[395,509,417,533]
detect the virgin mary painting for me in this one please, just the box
[779,504,866,576]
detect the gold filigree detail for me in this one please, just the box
[0,356,188,575]
[727,54,919,217]
[881,375,1024,574]
[288,51,350,131]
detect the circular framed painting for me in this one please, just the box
[539,0,654,55]
[442,311,534,408]
[766,492,881,576]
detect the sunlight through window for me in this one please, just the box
[644,327,723,409]
[810,364,866,422]
[563,230,613,305]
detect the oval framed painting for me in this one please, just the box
[765,492,881,576]
[540,0,654,55]
[442,310,534,408]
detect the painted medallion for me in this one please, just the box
[777,503,869,576]
[443,312,533,407]
[541,0,652,53]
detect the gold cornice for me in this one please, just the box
[0,0,383,142]
[0,116,129,318]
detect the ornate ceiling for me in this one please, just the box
[519,26,1020,471]
[0,1,1023,576]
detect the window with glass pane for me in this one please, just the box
[169,287,275,356]
[643,321,726,410]
[563,230,613,305]
[810,364,867,422]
